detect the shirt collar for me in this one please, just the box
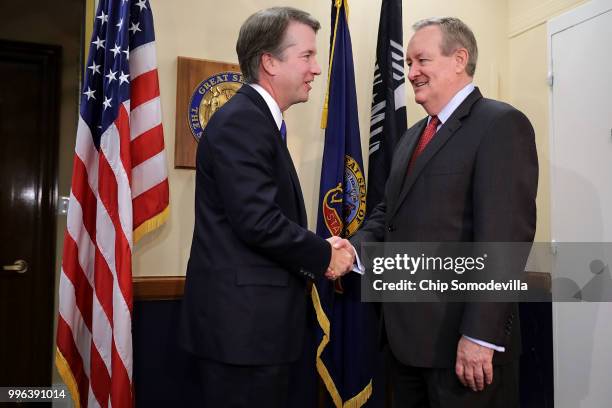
[431,82,475,126]
[248,83,283,130]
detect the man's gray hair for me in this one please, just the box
[236,7,320,84]
[413,17,478,77]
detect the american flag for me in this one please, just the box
[55,0,168,406]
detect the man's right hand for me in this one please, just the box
[326,236,355,279]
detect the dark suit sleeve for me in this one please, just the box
[207,115,331,277]
[351,125,415,250]
[461,107,538,344]
[351,195,387,252]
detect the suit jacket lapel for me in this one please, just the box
[386,120,425,217]
[389,87,483,220]
[238,86,308,227]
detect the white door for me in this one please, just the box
[549,1,612,407]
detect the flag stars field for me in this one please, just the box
[83,87,96,101]
[92,36,105,49]
[111,44,122,57]
[129,22,141,34]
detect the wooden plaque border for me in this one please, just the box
[174,56,241,169]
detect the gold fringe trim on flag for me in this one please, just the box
[320,0,353,130]
[320,0,343,129]
[343,0,350,19]
[311,285,372,408]
[133,205,170,243]
[343,381,373,408]
[55,348,81,408]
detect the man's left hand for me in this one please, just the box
[455,336,494,392]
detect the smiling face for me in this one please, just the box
[406,25,470,115]
[265,21,321,111]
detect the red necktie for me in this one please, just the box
[408,115,440,172]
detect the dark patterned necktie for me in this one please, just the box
[280,120,287,143]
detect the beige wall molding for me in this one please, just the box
[509,0,585,38]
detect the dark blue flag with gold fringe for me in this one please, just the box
[312,1,375,407]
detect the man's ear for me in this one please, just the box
[454,48,469,74]
[261,53,277,77]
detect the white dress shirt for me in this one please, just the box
[249,83,283,131]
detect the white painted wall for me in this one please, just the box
[549,1,612,406]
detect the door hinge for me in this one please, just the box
[547,71,554,87]
[58,195,69,215]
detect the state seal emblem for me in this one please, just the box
[188,71,243,141]
[322,155,367,238]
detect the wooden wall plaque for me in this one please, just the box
[174,56,243,168]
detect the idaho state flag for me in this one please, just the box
[312,1,374,406]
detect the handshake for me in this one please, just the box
[325,236,356,280]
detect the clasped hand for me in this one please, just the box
[325,236,356,280]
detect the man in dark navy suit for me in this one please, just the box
[180,7,354,408]
[351,17,538,408]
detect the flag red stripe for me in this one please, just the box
[130,69,160,110]
[61,233,94,330]
[71,156,97,240]
[97,152,133,308]
[57,316,90,406]
[132,179,169,229]
[116,105,136,311]
[116,235,134,312]
[111,342,133,407]
[94,247,115,323]
[130,124,165,167]
[117,105,133,185]
[97,153,120,231]
[90,342,112,407]
[93,151,118,325]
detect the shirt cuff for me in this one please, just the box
[463,335,505,352]
[352,246,365,275]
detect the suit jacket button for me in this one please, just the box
[387,225,395,232]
